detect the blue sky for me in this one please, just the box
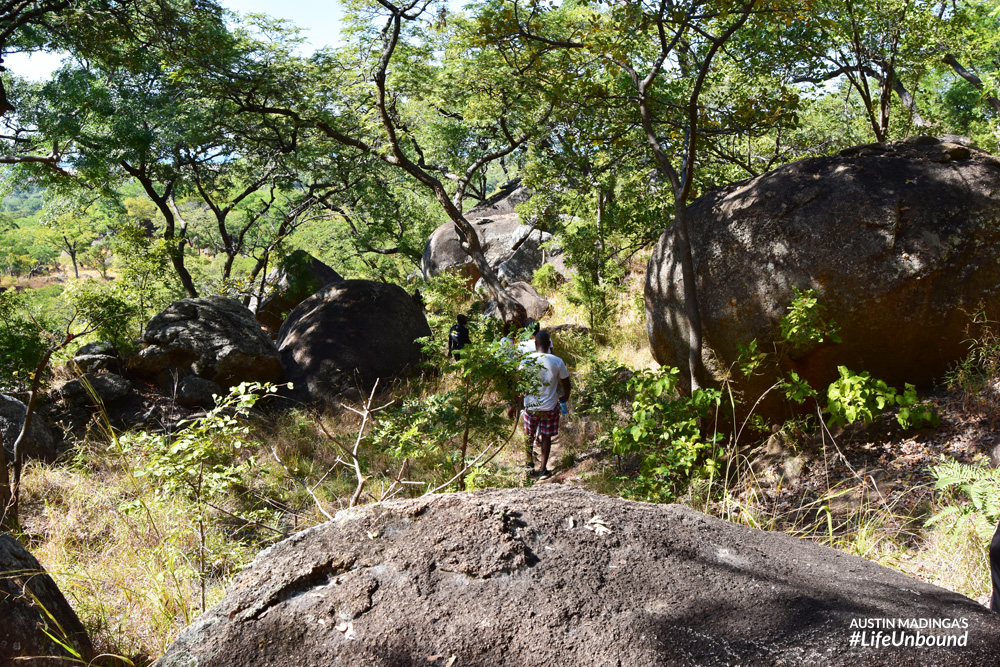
[6,0,344,80]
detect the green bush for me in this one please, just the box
[532,263,561,292]
[371,337,531,488]
[825,366,938,429]
[0,290,47,392]
[612,366,722,502]
[778,287,840,351]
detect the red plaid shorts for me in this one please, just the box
[523,408,560,439]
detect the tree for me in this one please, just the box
[0,284,130,529]
[28,13,336,297]
[0,0,232,171]
[788,0,956,141]
[40,193,110,279]
[223,1,557,322]
[488,0,800,388]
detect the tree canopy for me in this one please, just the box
[0,0,995,375]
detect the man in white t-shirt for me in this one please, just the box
[517,321,540,355]
[511,330,570,479]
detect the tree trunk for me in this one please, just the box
[431,183,524,324]
[672,202,703,392]
[65,237,79,279]
[172,249,198,298]
[0,430,12,531]
[8,346,55,529]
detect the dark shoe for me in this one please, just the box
[537,469,551,480]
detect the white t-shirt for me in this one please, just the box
[521,352,569,412]
[518,339,537,355]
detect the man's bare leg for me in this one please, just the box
[538,434,552,474]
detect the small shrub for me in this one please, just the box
[612,366,722,502]
[946,310,1000,420]
[825,366,938,429]
[532,263,561,292]
[778,287,841,351]
[929,458,1000,541]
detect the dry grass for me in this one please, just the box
[901,517,991,603]
[19,462,240,664]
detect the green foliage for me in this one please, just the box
[737,339,767,378]
[0,222,60,277]
[929,459,1000,541]
[128,383,279,501]
[421,272,475,325]
[110,217,182,339]
[0,290,46,391]
[532,263,560,292]
[825,366,938,429]
[60,279,140,353]
[779,370,818,405]
[946,310,1000,409]
[371,338,529,483]
[778,287,841,351]
[613,367,722,502]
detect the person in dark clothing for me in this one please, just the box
[991,519,1000,611]
[448,314,471,360]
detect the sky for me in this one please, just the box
[5,0,345,81]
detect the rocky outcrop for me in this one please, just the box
[0,394,56,462]
[156,486,1000,667]
[58,373,132,407]
[484,281,550,321]
[250,250,344,333]
[276,280,431,404]
[647,137,1000,401]
[129,297,283,389]
[1,535,93,666]
[71,341,120,374]
[421,183,568,284]
[176,376,224,409]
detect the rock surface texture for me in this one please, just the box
[646,137,1000,397]
[129,296,283,389]
[59,373,133,407]
[276,280,431,404]
[251,250,344,333]
[0,394,56,461]
[156,486,999,667]
[421,182,568,284]
[484,280,550,321]
[1,534,93,666]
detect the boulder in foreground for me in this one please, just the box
[1,534,93,666]
[156,486,1000,666]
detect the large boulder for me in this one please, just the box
[647,137,1000,402]
[0,395,56,462]
[1,534,93,666]
[421,182,568,284]
[129,296,283,389]
[250,250,344,333]
[484,280,550,321]
[276,280,431,404]
[156,486,1000,667]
